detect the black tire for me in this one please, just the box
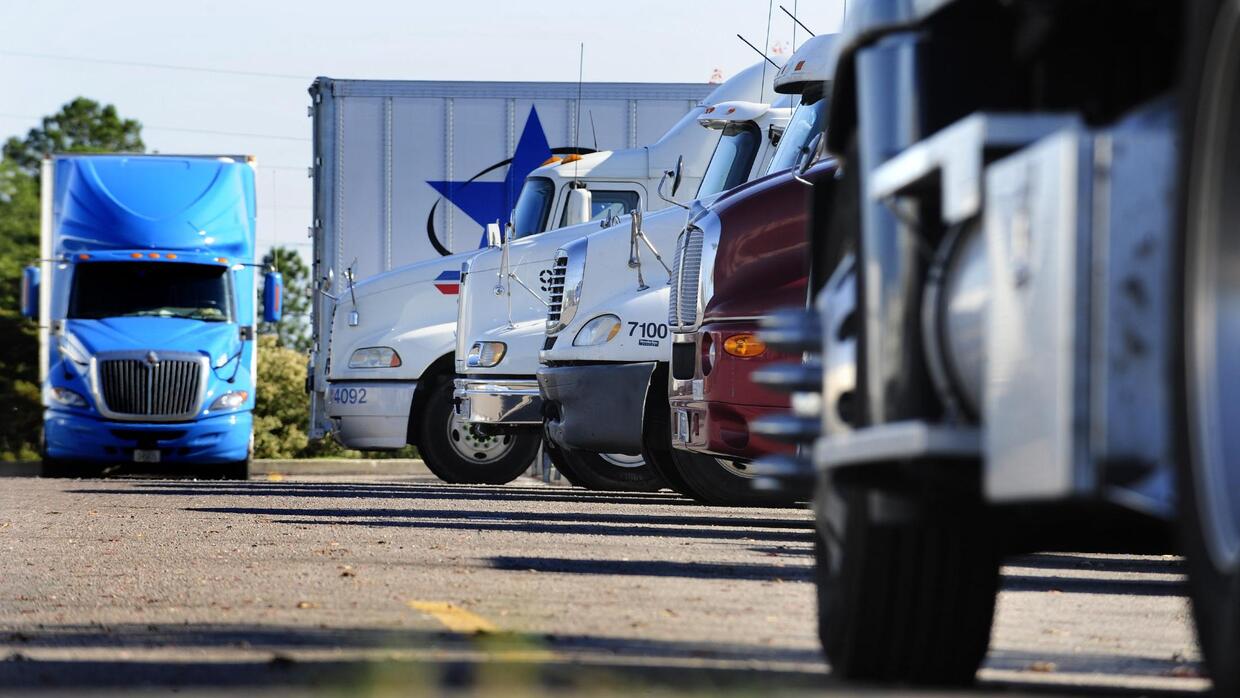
[668,448,798,506]
[550,447,664,492]
[41,458,104,478]
[1178,2,1240,693]
[217,458,251,481]
[640,366,698,498]
[416,379,539,485]
[814,476,999,684]
[541,433,589,488]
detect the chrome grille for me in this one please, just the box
[545,253,568,332]
[99,358,203,418]
[668,228,704,328]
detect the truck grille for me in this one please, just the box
[668,228,704,329]
[99,357,204,419]
[545,253,568,332]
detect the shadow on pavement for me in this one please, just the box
[0,624,1205,696]
[69,481,709,507]
[487,555,812,582]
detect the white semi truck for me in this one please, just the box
[453,60,790,490]
[753,0,1240,691]
[536,36,837,498]
[307,76,722,481]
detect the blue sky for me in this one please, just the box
[0,0,844,258]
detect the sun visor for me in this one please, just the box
[774,34,841,95]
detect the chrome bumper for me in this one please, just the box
[453,377,542,426]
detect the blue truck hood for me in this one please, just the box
[63,318,242,366]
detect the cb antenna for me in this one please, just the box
[574,43,584,183]
[736,34,779,70]
[780,5,815,37]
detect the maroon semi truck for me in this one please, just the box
[665,156,834,504]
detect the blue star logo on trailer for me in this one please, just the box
[425,107,587,256]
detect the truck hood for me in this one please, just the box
[63,318,241,366]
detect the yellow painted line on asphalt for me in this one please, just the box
[407,600,560,663]
[408,600,498,634]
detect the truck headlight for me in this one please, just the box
[573,314,622,346]
[467,341,507,368]
[348,346,402,368]
[209,390,249,411]
[50,387,87,407]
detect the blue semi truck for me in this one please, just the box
[21,154,282,478]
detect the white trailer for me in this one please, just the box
[307,78,712,440]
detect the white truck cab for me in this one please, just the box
[453,62,793,490]
[535,35,838,494]
[326,62,776,485]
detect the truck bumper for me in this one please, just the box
[453,377,541,427]
[43,409,251,464]
[538,362,656,455]
[325,380,416,450]
[668,321,796,461]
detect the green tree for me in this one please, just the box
[0,159,43,460]
[0,99,145,459]
[253,334,310,458]
[4,98,145,177]
[259,245,311,352]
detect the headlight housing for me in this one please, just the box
[348,346,402,369]
[57,333,90,369]
[209,390,249,411]
[49,387,87,408]
[466,341,507,368]
[573,314,622,347]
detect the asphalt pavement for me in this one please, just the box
[0,469,1209,696]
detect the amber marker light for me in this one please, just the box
[77,254,90,260]
[148,253,161,258]
[215,257,228,264]
[130,252,143,258]
[723,333,766,358]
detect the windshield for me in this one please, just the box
[767,99,829,174]
[512,176,555,239]
[69,262,233,322]
[696,122,762,199]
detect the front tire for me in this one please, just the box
[1180,2,1240,692]
[550,447,665,492]
[417,379,539,485]
[669,449,798,506]
[815,476,998,684]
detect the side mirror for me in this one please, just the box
[565,186,593,226]
[20,266,39,319]
[671,154,684,196]
[485,222,503,248]
[800,133,823,176]
[263,271,284,324]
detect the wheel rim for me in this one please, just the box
[1188,3,1240,570]
[717,457,753,479]
[598,453,645,469]
[446,411,516,464]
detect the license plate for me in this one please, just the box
[133,449,161,463]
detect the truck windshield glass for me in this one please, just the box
[512,177,555,239]
[697,122,762,199]
[767,99,829,174]
[69,262,233,322]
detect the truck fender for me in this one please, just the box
[406,353,456,447]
